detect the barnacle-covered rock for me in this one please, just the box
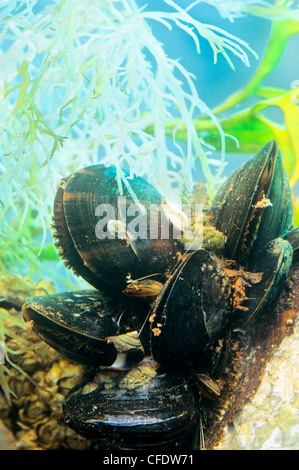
[202,261,299,450]
[0,300,93,450]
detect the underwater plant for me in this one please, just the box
[0,0,298,401]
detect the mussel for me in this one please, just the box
[150,249,233,372]
[283,227,299,260]
[23,290,148,367]
[210,140,293,263]
[21,140,298,450]
[243,237,293,324]
[52,165,181,294]
[63,359,200,450]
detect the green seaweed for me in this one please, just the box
[164,14,299,196]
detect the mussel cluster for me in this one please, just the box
[22,141,298,450]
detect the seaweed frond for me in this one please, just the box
[0,0,260,282]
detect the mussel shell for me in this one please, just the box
[63,371,199,449]
[150,249,233,371]
[53,165,181,294]
[22,290,141,366]
[210,141,293,263]
[283,227,299,260]
[240,238,293,325]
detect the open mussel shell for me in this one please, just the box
[63,366,199,450]
[210,141,293,264]
[150,249,233,372]
[240,238,293,325]
[53,165,181,294]
[22,290,147,367]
